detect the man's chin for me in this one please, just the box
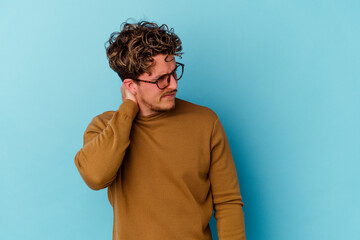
[167,102,176,111]
[152,101,176,113]
[166,99,176,110]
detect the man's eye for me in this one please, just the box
[158,75,168,82]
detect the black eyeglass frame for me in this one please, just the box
[132,62,184,90]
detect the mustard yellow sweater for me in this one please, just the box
[74,98,246,240]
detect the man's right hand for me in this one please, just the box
[121,83,138,105]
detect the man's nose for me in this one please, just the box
[167,75,178,89]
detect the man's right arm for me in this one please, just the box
[74,99,138,190]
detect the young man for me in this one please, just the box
[74,21,246,240]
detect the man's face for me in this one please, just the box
[134,54,178,116]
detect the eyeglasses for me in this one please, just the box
[132,62,184,90]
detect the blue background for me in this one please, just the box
[1,0,359,239]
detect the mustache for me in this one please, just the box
[162,90,177,97]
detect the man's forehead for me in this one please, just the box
[147,55,175,77]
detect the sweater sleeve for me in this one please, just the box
[74,99,139,190]
[209,118,246,240]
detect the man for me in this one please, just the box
[74,20,246,240]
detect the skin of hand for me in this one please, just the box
[121,82,138,105]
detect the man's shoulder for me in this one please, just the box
[86,109,117,131]
[174,98,219,121]
[98,109,117,120]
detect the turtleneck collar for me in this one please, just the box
[135,98,179,122]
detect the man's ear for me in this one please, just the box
[123,79,138,95]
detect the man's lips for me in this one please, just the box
[163,94,175,97]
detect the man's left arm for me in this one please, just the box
[209,117,246,240]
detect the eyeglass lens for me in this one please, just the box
[157,64,183,89]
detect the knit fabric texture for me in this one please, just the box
[74,98,246,240]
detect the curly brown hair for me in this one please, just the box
[105,20,183,81]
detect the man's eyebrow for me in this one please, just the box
[165,55,175,62]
